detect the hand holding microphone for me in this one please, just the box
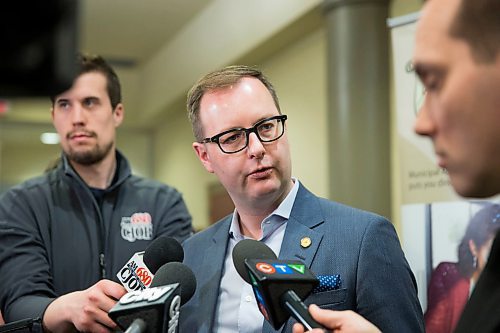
[43,279,127,333]
[292,305,381,333]
[110,236,197,333]
[232,239,326,331]
[42,237,186,333]
[109,261,197,333]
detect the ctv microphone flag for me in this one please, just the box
[245,259,319,330]
[118,251,154,292]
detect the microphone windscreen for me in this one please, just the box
[150,262,196,305]
[143,236,184,274]
[232,239,277,283]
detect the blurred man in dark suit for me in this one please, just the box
[294,0,500,332]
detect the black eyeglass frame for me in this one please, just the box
[200,114,288,154]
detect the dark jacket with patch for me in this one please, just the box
[0,151,193,322]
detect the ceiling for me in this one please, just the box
[0,0,323,145]
[81,0,212,68]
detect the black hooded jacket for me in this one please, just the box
[0,151,193,322]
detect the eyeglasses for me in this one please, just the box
[200,115,288,154]
[406,60,427,116]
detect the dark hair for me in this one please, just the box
[50,54,122,109]
[450,0,500,63]
[186,65,281,142]
[457,203,500,278]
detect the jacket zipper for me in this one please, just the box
[99,253,106,278]
[89,190,107,279]
[64,157,111,280]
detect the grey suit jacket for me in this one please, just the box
[180,184,424,332]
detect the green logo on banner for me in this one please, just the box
[288,264,305,274]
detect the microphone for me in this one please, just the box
[143,237,184,274]
[232,239,325,331]
[109,262,197,333]
[117,236,184,292]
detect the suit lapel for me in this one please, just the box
[199,218,232,332]
[279,184,324,267]
[262,184,325,333]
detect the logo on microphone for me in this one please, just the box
[119,285,174,304]
[120,212,153,242]
[255,262,306,275]
[288,264,305,274]
[167,295,181,333]
[272,264,293,274]
[249,272,270,321]
[118,252,154,291]
[256,262,276,274]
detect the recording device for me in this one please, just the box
[232,239,325,331]
[117,236,184,292]
[109,262,197,333]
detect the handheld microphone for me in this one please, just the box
[109,262,197,333]
[232,239,325,331]
[143,237,184,274]
[117,236,184,292]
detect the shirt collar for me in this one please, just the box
[229,178,300,241]
[61,150,131,191]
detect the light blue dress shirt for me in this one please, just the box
[213,179,300,333]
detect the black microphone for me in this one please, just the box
[109,262,197,333]
[232,239,325,331]
[150,262,197,302]
[143,237,184,274]
[117,236,184,291]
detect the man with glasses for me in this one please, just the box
[179,65,423,333]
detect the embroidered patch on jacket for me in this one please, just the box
[120,212,153,242]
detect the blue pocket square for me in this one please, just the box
[313,274,342,293]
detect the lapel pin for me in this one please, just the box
[300,237,312,248]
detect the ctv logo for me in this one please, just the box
[256,262,276,274]
[255,262,306,275]
[167,295,181,333]
[119,285,174,304]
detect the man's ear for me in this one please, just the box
[113,103,124,127]
[193,142,214,173]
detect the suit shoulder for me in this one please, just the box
[183,219,229,248]
[317,197,389,225]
